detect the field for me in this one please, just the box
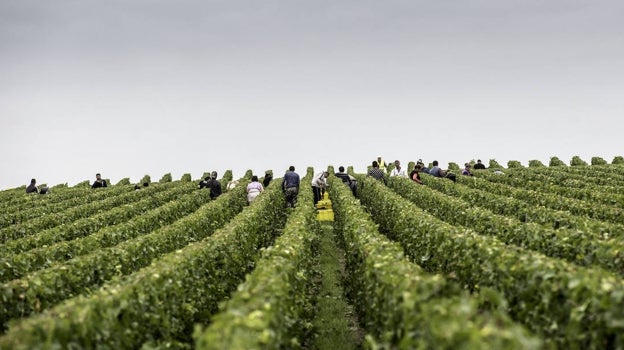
[1,159,624,349]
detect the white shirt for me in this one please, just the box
[390,167,407,177]
[311,172,327,188]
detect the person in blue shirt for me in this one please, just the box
[281,166,300,208]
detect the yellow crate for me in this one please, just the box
[316,209,334,221]
[316,200,333,210]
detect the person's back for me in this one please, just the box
[263,173,273,187]
[429,161,443,178]
[282,166,300,208]
[208,171,222,199]
[367,161,387,185]
[282,169,300,190]
[473,160,486,170]
[335,166,351,185]
[26,179,38,194]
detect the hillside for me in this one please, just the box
[0,162,623,349]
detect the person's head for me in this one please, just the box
[338,166,345,172]
[417,159,424,166]
[414,164,421,171]
[143,182,149,187]
[211,171,218,179]
[377,156,382,162]
[477,159,482,164]
[432,160,439,166]
[323,171,329,178]
[289,166,295,172]
[96,173,102,180]
[465,163,471,169]
[30,178,36,184]
[39,186,49,194]
[394,160,400,168]
[252,175,259,182]
[372,161,379,168]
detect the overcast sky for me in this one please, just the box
[1,0,623,189]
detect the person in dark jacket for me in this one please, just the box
[205,171,222,199]
[281,166,300,208]
[335,166,357,196]
[26,179,38,194]
[263,171,273,188]
[473,159,486,170]
[91,173,108,188]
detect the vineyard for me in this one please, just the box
[1,159,624,349]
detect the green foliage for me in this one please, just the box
[549,156,567,167]
[397,175,624,276]
[358,175,624,349]
[116,177,131,185]
[180,173,192,182]
[330,176,540,349]
[222,170,233,183]
[195,175,317,349]
[488,159,503,169]
[590,157,608,165]
[0,184,165,244]
[74,180,90,188]
[140,175,152,185]
[159,173,173,183]
[507,160,523,168]
[528,159,545,167]
[0,183,199,282]
[0,179,285,349]
[570,156,588,166]
[407,161,415,172]
[447,162,460,171]
[0,183,250,333]
[613,156,624,164]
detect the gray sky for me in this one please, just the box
[1,0,623,189]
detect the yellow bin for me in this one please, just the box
[316,192,334,221]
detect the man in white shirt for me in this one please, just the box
[311,171,329,206]
[390,160,407,178]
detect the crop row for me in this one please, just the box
[456,174,624,226]
[0,183,213,282]
[0,176,287,349]
[420,173,623,238]
[0,181,181,243]
[328,176,540,348]
[357,175,624,349]
[0,180,248,333]
[195,174,318,349]
[388,176,624,276]
[474,169,624,205]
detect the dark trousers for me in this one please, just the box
[285,187,299,208]
[312,186,322,205]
